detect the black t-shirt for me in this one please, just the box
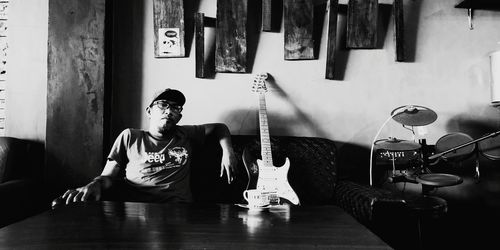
[107,126,205,202]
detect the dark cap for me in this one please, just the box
[149,88,186,107]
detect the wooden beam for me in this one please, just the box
[394,0,405,61]
[326,0,338,79]
[195,12,205,78]
[284,0,314,60]
[47,0,106,190]
[153,0,185,58]
[215,0,248,73]
[347,0,378,49]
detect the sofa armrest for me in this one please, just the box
[334,180,407,225]
[0,179,50,227]
[0,179,36,197]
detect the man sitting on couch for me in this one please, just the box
[60,88,237,204]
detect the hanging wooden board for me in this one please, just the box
[393,0,405,61]
[326,0,338,79]
[262,0,272,31]
[153,0,185,58]
[215,0,248,73]
[346,0,378,49]
[284,0,314,60]
[195,12,205,78]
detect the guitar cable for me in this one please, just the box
[369,112,399,186]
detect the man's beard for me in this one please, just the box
[156,117,177,135]
[157,123,172,135]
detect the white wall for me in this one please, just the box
[112,0,500,150]
[5,0,48,142]
[5,0,500,151]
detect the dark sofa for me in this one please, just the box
[0,137,50,228]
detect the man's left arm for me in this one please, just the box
[203,123,237,184]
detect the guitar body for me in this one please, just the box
[243,145,300,205]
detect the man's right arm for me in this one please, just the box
[61,160,121,204]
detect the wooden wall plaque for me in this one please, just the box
[215,0,248,73]
[284,0,314,60]
[195,12,205,78]
[394,0,405,61]
[347,0,378,49]
[326,0,338,79]
[153,0,185,58]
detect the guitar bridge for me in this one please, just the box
[264,192,280,205]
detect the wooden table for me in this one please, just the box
[0,202,391,249]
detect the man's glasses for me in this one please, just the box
[152,101,183,113]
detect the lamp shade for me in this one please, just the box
[490,50,500,105]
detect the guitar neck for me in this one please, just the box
[258,92,273,166]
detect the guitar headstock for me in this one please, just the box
[252,72,269,93]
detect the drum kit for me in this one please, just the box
[371,105,500,247]
[372,105,500,189]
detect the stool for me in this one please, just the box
[408,173,463,249]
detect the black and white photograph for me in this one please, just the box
[0,1,499,249]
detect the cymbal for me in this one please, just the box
[391,105,438,126]
[374,138,421,151]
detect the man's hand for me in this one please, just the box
[220,148,237,184]
[61,178,106,204]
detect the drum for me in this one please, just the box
[434,132,476,161]
[416,173,463,187]
[478,133,500,160]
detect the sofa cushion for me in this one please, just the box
[0,137,48,228]
[0,137,42,183]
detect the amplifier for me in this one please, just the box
[375,149,421,168]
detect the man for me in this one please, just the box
[61,88,237,204]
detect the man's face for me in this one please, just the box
[147,100,183,134]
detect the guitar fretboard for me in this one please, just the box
[258,92,273,167]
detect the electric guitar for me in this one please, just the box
[242,73,300,205]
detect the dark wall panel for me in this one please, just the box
[47,0,106,191]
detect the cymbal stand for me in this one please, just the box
[474,151,480,182]
[391,154,396,177]
[419,139,429,170]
